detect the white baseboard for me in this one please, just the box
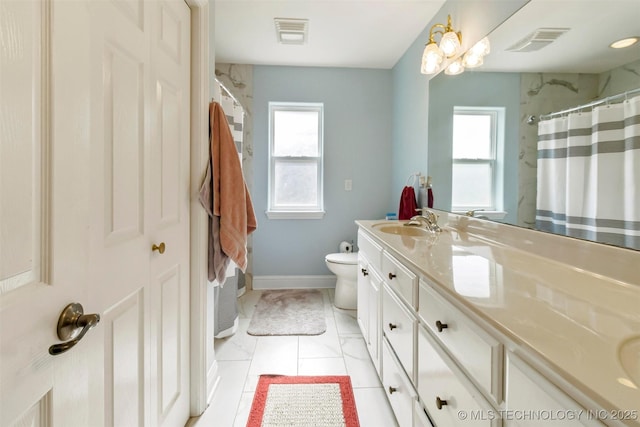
[253,275,336,290]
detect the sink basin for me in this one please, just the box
[372,223,431,237]
[618,336,640,387]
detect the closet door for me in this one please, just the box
[148,1,192,426]
[1,1,92,425]
[85,0,191,425]
[0,1,192,426]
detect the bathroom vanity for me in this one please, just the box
[356,212,640,427]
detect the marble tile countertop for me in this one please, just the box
[356,214,640,425]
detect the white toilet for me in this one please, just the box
[325,252,359,309]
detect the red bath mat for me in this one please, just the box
[246,375,360,427]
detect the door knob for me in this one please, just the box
[388,386,397,394]
[152,242,166,254]
[361,268,368,276]
[388,273,396,280]
[388,323,397,331]
[49,303,100,356]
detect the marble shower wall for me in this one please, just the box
[517,59,640,228]
[598,59,640,98]
[215,63,255,286]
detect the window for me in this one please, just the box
[267,102,324,219]
[451,107,505,216]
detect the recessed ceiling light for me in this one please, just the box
[609,37,639,49]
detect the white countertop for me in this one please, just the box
[356,216,640,425]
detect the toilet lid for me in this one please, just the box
[325,252,358,265]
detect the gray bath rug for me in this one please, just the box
[247,289,327,336]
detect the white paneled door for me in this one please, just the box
[0,0,191,426]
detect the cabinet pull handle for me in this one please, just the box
[361,268,368,276]
[388,386,397,394]
[435,320,448,332]
[388,272,396,280]
[436,397,448,410]
[388,323,397,331]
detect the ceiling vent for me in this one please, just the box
[506,28,570,52]
[274,18,308,45]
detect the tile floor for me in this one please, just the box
[186,288,398,427]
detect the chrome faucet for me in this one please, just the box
[465,209,489,220]
[405,208,441,232]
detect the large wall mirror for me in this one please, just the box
[427,0,640,250]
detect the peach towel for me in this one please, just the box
[199,102,256,281]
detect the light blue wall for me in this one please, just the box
[427,72,520,223]
[252,66,393,276]
[390,0,529,211]
[249,0,530,276]
[391,35,431,208]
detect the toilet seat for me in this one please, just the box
[325,252,358,265]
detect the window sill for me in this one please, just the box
[266,210,326,220]
[452,210,507,220]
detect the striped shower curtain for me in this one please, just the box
[536,94,640,250]
[218,90,244,154]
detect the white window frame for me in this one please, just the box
[267,102,325,219]
[451,107,506,219]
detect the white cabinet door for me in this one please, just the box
[357,258,370,341]
[357,256,382,374]
[367,269,382,374]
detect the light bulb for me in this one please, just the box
[444,58,464,75]
[609,37,638,49]
[470,37,491,56]
[421,43,443,74]
[421,57,441,74]
[422,43,443,65]
[462,52,483,68]
[439,31,461,57]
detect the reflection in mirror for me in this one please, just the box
[427,0,640,250]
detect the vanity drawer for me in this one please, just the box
[505,354,604,427]
[382,338,416,427]
[358,229,383,273]
[383,283,416,381]
[419,280,502,403]
[383,251,417,308]
[418,326,500,427]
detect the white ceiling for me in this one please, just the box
[213,0,640,72]
[480,0,640,74]
[213,0,446,69]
